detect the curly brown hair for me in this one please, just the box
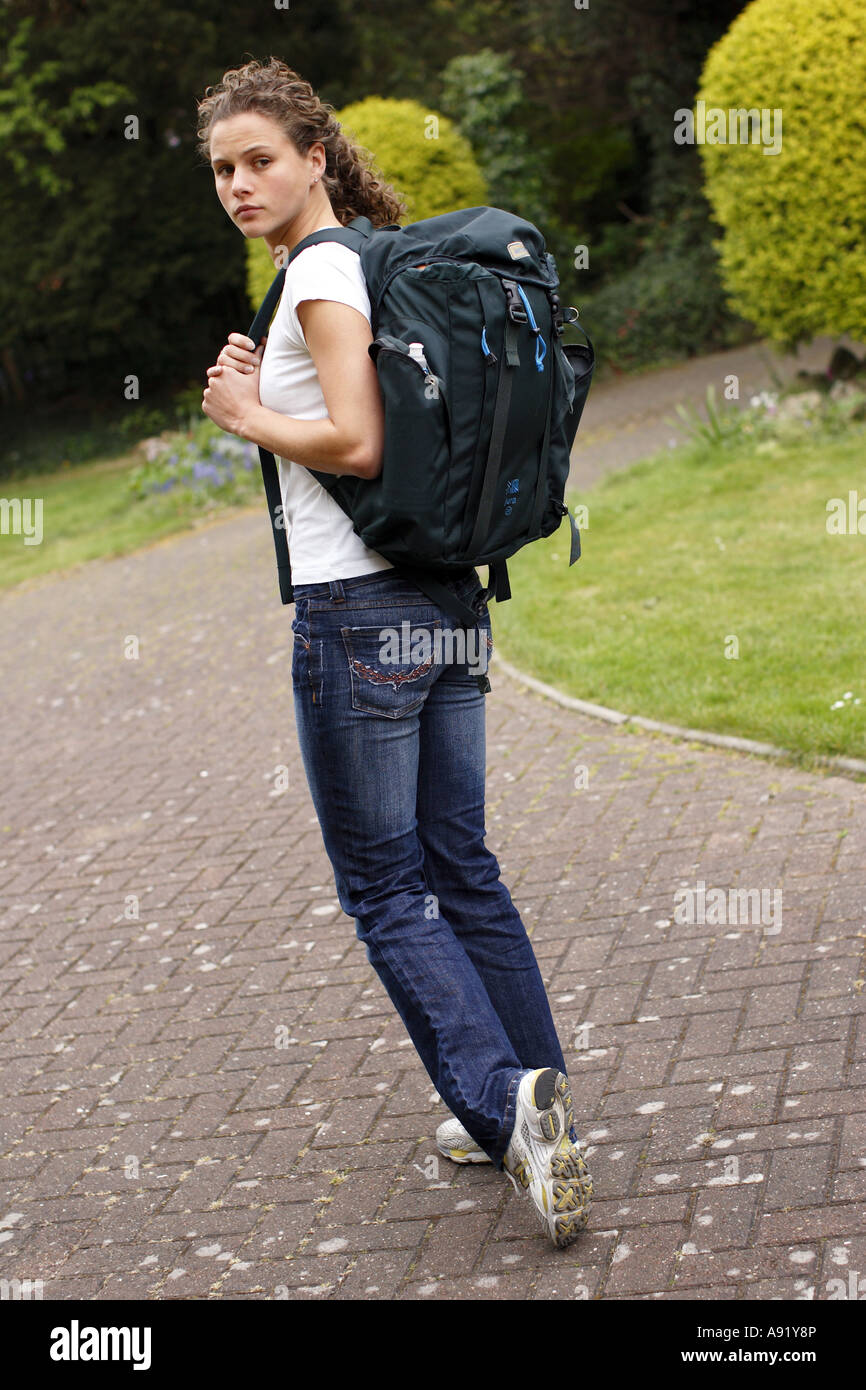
[196,57,407,228]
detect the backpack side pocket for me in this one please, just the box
[363,336,451,558]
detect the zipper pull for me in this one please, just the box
[408,341,431,373]
[409,341,441,398]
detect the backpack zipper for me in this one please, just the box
[373,256,557,331]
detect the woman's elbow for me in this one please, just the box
[349,438,384,480]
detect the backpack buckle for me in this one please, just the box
[502,279,528,324]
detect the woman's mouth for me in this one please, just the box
[237,207,261,219]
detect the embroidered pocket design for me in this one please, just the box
[348,652,435,689]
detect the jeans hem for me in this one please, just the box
[490,1067,527,1170]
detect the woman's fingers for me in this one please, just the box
[219,333,261,372]
[219,351,255,373]
[208,333,266,380]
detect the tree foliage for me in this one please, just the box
[0,0,758,417]
[438,49,547,228]
[0,0,359,404]
[697,0,866,348]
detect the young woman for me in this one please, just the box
[196,57,593,1248]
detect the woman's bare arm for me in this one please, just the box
[210,298,385,479]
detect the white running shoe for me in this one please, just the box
[435,1117,491,1164]
[436,1102,586,1169]
[502,1067,593,1248]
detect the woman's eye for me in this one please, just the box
[215,158,267,175]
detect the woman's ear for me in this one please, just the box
[309,141,326,182]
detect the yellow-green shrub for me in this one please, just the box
[247,96,487,307]
[696,0,866,348]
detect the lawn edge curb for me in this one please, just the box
[489,652,866,781]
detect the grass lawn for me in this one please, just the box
[492,428,866,769]
[0,452,260,592]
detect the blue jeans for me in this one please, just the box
[290,566,568,1168]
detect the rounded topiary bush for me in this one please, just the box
[696,0,866,349]
[247,96,487,308]
[336,97,488,222]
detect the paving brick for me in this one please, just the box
[530,1262,608,1299]
[604,1224,681,1294]
[330,1247,417,1298]
[713,1073,783,1129]
[672,1048,787,1085]
[381,1178,504,1224]
[762,1144,834,1209]
[756,1202,866,1242]
[396,1270,535,1299]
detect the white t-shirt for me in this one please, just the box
[257,237,394,585]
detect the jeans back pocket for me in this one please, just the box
[340,621,444,718]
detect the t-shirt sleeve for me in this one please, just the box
[287,244,371,339]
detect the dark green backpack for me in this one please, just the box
[247,205,594,627]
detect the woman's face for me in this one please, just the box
[209,111,325,253]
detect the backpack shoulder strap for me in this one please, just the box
[247,217,374,343]
[285,217,372,268]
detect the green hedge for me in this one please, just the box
[697,0,866,348]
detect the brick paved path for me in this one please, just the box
[1,513,864,1300]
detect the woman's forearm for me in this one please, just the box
[239,402,376,477]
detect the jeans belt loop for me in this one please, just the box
[328,579,345,603]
